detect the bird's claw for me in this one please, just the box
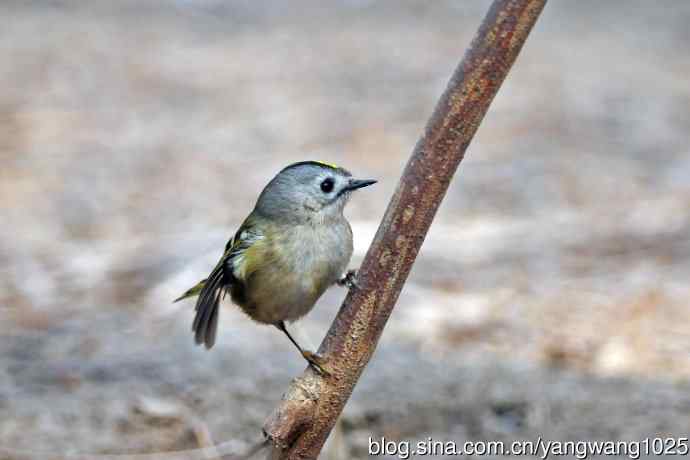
[302,350,330,376]
[337,269,359,290]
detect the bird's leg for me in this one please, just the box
[337,269,359,289]
[276,321,329,376]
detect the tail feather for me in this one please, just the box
[192,265,226,349]
[173,279,207,303]
[205,291,220,348]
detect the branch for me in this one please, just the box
[263,1,547,458]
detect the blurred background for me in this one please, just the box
[1,1,690,458]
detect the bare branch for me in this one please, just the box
[263,1,547,458]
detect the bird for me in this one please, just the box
[175,161,376,374]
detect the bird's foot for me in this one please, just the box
[302,350,330,376]
[337,269,359,290]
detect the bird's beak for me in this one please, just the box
[345,178,377,191]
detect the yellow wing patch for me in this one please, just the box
[235,241,256,280]
[233,234,269,281]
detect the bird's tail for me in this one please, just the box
[191,262,228,349]
[173,279,207,303]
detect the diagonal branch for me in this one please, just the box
[263,1,547,458]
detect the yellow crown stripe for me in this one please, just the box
[280,160,342,174]
[314,160,339,170]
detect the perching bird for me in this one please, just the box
[175,161,376,373]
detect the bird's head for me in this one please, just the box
[255,161,376,223]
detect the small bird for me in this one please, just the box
[175,161,376,373]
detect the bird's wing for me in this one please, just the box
[224,218,267,282]
[192,216,264,348]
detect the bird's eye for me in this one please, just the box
[320,178,335,193]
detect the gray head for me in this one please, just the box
[255,161,376,223]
